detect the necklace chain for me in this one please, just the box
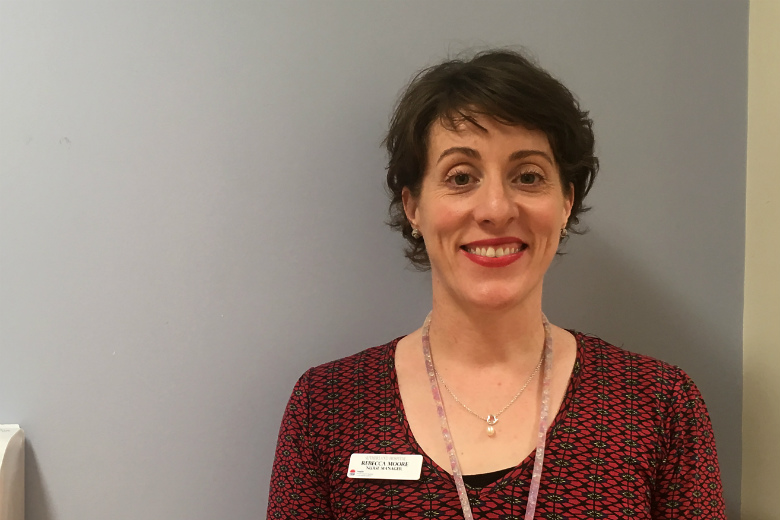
[435,352,543,430]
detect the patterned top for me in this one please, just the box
[267,333,725,519]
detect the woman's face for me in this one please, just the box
[403,115,573,311]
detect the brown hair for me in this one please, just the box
[384,49,598,269]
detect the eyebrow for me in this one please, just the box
[436,147,554,165]
[509,149,555,165]
[436,147,480,164]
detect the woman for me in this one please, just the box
[267,50,725,519]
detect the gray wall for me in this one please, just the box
[0,1,747,518]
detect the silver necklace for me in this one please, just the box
[434,351,543,437]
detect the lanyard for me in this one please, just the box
[421,312,554,520]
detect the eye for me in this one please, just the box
[516,170,543,185]
[446,170,474,187]
[453,172,471,185]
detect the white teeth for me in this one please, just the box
[467,245,522,258]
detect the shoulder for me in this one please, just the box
[295,338,402,393]
[572,332,699,403]
[570,333,715,449]
[575,332,684,376]
[286,339,406,450]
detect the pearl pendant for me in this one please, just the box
[486,414,498,437]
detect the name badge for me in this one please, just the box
[347,453,423,480]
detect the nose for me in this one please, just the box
[473,176,518,227]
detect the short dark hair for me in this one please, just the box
[384,49,598,270]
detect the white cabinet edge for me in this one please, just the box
[0,425,25,520]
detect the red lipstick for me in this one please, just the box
[460,237,526,268]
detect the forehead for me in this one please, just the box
[426,116,553,166]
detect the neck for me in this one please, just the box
[427,291,546,369]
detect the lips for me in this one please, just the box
[464,244,523,258]
[460,238,527,267]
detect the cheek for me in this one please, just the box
[525,201,567,231]
[424,204,469,238]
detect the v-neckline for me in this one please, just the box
[388,331,585,495]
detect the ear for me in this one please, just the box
[402,186,420,229]
[562,182,574,226]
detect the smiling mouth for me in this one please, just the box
[461,243,527,258]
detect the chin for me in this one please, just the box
[462,284,533,311]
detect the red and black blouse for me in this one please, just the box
[267,333,725,519]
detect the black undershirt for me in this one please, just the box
[461,467,514,489]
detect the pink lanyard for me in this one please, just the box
[421,312,554,520]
